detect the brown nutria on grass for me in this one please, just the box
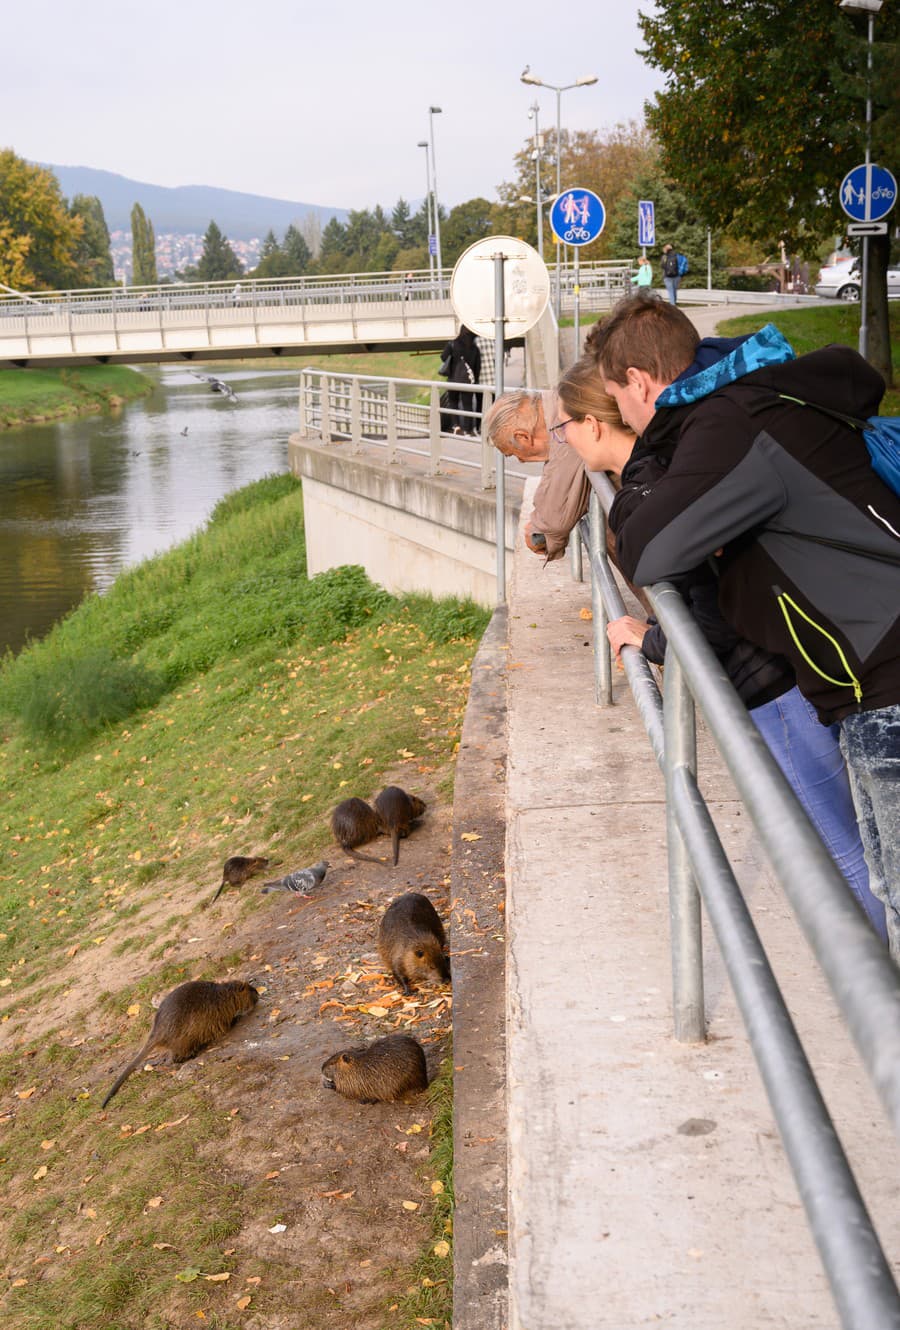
[209,855,270,905]
[378,891,451,994]
[101,979,259,1108]
[373,787,426,866]
[330,797,385,863]
[321,1033,428,1103]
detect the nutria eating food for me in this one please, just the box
[330,797,385,863]
[101,979,259,1107]
[321,1033,428,1103]
[209,855,270,905]
[373,786,426,866]
[378,891,451,994]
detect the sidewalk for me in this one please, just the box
[503,480,900,1329]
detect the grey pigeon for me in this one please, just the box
[260,860,329,897]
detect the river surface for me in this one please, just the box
[0,365,299,658]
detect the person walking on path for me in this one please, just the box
[661,245,681,304]
[589,293,900,953]
[440,326,481,435]
[631,256,653,289]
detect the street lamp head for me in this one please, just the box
[521,72,543,86]
[575,74,598,86]
[839,0,883,10]
[430,105,442,114]
[417,140,428,148]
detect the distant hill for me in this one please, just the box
[44,164,349,240]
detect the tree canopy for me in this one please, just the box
[130,203,158,286]
[71,194,115,287]
[0,150,84,290]
[196,220,242,282]
[638,0,900,256]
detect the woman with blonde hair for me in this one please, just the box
[554,356,886,940]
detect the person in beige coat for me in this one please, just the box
[484,389,590,561]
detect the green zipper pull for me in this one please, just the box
[775,590,863,702]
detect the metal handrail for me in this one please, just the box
[298,366,497,486]
[579,472,900,1330]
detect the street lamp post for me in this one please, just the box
[417,140,435,286]
[527,101,544,259]
[521,69,597,317]
[839,0,882,359]
[428,106,443,291]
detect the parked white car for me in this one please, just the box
[815,259,900,302]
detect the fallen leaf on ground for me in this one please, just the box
[205,1272,230,1282]
[402,1200,419,1211]
[433,1240,451,1258]
[175,1267,201,1283]
[236,1297,251,1310]
[580,607,593,620]
[33,1165,48,1180]
[460,832,481,842]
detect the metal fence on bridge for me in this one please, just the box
[577,473,900,1330]
[298,366,498,489]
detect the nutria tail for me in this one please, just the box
[321,1033,428,1103]
[101,979,259,1108]
[373,787,426,866]
[378,891,450,994]
[330,797,386,863]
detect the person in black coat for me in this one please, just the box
[440,326,481,435]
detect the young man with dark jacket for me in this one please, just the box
[589,293,900,954]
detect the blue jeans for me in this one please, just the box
[751,687,887,943]
[664,275,681,305]
[838,704,900,957]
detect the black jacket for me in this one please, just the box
[610,330,900,723]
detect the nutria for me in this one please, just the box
[374,787,426,866]
[321,1033,428,1103]
[101,979,259,1108]
[209,855,270,905]
[378,891,451,994]
[330,797,385,863]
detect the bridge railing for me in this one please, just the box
[579,472,900,1329]
[298,367,497,488]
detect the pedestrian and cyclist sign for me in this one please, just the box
[549,188,605,246]
[839,163,897,223]
[638,200,655,248]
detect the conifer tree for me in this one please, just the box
[130,203,158,286]
[282,224,312,274]
[71,195,114,287]
[196,220,242,282]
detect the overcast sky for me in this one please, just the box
[5,0,663,212]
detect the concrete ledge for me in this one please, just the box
[451,608,509,1330]
[289,436,522,606]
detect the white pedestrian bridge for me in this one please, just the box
[0,263,634,370]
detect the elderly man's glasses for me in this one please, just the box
[549,418,574,445]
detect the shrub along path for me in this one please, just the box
[0,474,481,1329]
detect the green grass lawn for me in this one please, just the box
[0,365,152,428]
[0,473,485,1328]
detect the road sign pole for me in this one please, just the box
[573,246,580,353]
[494,253,507,606]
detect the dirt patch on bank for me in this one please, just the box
[1,767,453,1329]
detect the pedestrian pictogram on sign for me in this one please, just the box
[638,200,655,248]
[549,188,605,246]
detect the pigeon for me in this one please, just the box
[260,860,329,897]
[208,854,270,906]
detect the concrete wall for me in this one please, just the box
[289,435,520,606]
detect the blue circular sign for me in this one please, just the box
[549,187,606,246]
[839,163,897,222]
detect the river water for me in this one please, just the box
[0,364,299,658]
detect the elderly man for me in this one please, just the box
[484,389,590,560]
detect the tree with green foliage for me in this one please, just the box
[130,203,158,286]
[391,197,418,248]
[316,216,349,273]
[638,0,900,380]
[0,150,83,290]
[252,229,289,279]
[70,194,114,287]
[441,198,494,267]
[282,224,312,275]
[196,219,242,282]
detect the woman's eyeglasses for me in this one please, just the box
[549,418,574,445]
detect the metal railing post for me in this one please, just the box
[298,370,308,436]
[428,384,441,474]
[386,380,399,463]
[588,491,612,705]
[480,389,494,490]
[570,522,583,581]
[350,377,362,454]
[663,648,706,1042]
[320,374,331,444]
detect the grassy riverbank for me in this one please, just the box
[0,365,153,430]
[0,473,484,1327]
